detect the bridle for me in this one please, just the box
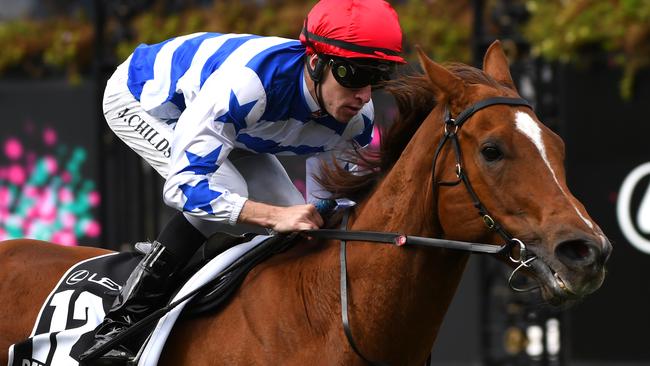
[306,96,540,366]
[433,96,537,282]
[434,96,543,297]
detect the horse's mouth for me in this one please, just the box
[510,245,607,308]
[527,258,579,306]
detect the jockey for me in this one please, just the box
[81,0,405,363]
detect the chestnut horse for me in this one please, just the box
[0,41,611,365]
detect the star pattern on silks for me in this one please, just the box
[178,145,224,214]
[216,90,258,133]
[179,145,223,176]
[179,179,222,214]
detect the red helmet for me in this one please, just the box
[300,0,406,64]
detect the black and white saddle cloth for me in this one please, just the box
[8,234,273,366]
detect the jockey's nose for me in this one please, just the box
[355,85,372,104]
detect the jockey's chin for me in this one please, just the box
[332,105,364,123]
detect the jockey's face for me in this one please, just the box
[307,55,372,123]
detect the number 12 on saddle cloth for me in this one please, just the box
[8,232,283,366]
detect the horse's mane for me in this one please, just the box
[317,63,500,201]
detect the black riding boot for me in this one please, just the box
[79,241,182,365]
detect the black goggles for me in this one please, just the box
[327,57,394,89]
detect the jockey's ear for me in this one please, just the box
[416,46,464,102]
[482,40,516,90]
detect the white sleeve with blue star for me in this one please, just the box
[163,65,266,225]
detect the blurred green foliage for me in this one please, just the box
[111,1,316,62]
[0,0,648,99]
[0,10,91,82]
[396,0,473,63]
[524,0,650,99]
[0,0,472,80]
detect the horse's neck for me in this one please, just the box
[352,111,442,234]
[343,114,470,360]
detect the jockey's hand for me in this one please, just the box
[238,200,324,233]
[271,204,324,232]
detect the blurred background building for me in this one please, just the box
[1,1,649,365]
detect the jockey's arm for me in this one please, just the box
[163,67,324,233]
[238,200,323,232]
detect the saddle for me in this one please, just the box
[176,231,296,315]
[9,232,298,366]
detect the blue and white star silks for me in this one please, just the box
[179,146,223,176]
[177,146,224,215]
[179,180,222,214]
[124,32,375,224]
[215,90,258,133]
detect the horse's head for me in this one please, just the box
[418,41,612,306]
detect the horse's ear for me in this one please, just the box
[482,40,516,90]
[416,46,464,100]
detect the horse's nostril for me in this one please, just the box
[555,239,599,268]
[566,242,590,260]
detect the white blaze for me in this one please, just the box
[514,111,594,229]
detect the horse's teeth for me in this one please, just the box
[554,273,567,290]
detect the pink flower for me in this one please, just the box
[59,187,73,203]
[26,153,36,174]
[0,187,11,207]
[88,191,101,206]
[8,165,26,185]
[52,230,77,246]
[4,138,23,160]
[61,172,72,183]
[0,209,8,222]
[24,185,38,198]
[27,206,40,221]
[22,219,32,234]
[61,212,76,228]
[38,204,57,221]
[44,156,58,174]
[43,128,57,146]
[84,220,101,237]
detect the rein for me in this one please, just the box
[305,96,536,366]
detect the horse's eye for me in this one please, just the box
[481,146,503,162]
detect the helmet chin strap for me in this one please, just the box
[314,82,329,118]
[305,54,330,118]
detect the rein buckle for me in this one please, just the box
[482,215,496,230]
